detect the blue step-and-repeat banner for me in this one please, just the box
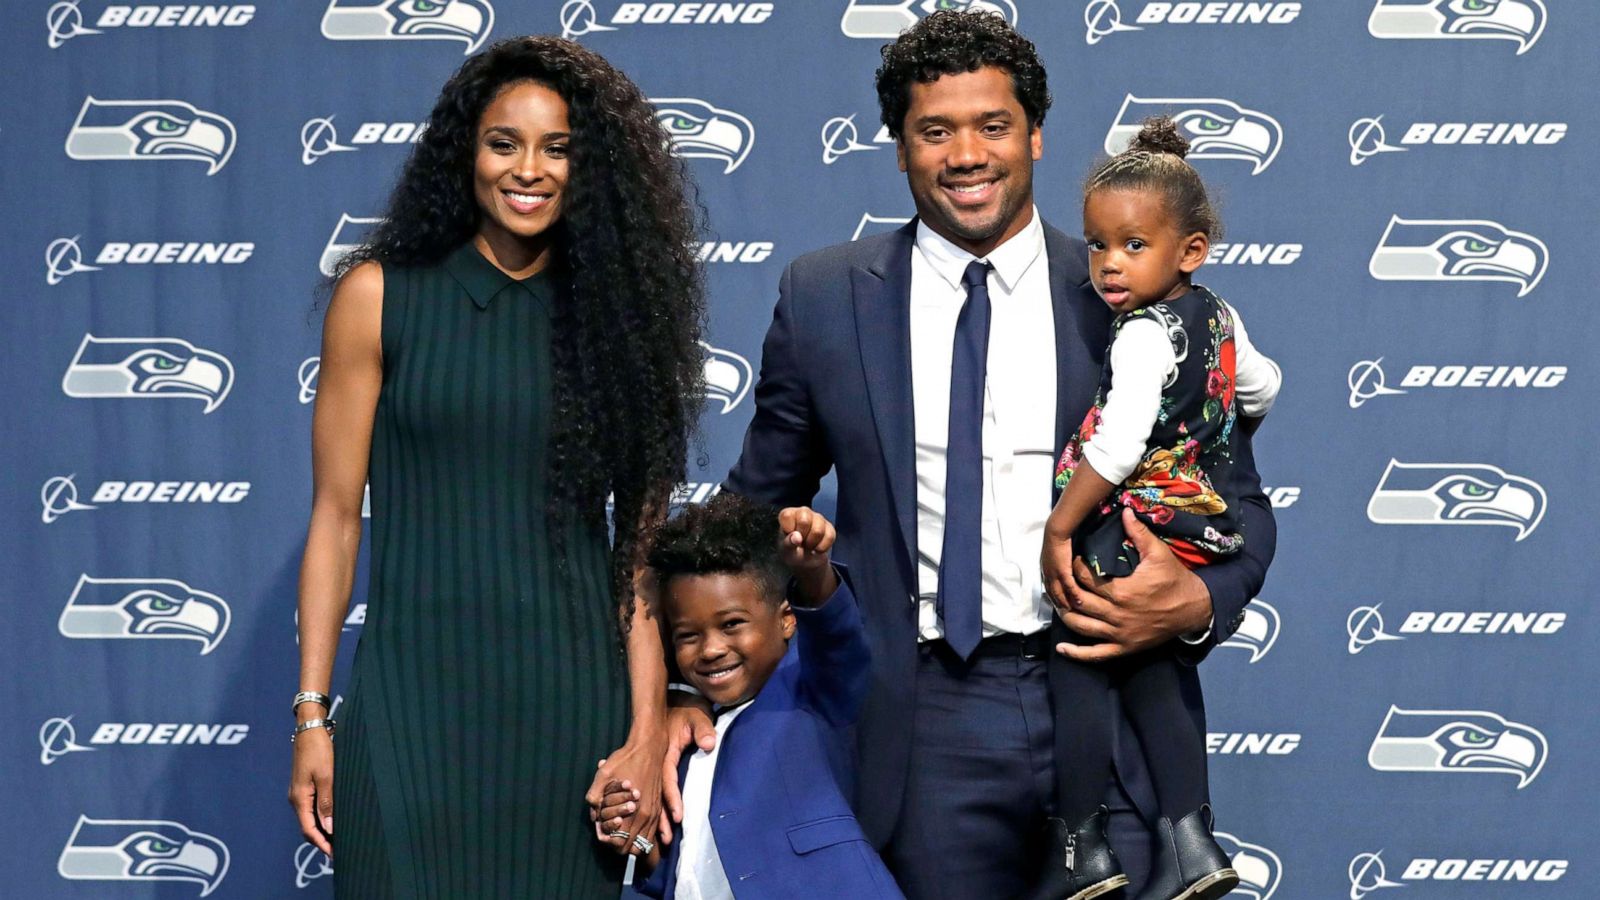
[4,1,1597,897]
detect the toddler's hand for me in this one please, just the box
[1041,531,1076,619]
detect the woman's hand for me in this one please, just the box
[586,723,666,856]
[288,727,334,856]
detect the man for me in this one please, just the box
[722,12,1275,897]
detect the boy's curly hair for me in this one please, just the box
[875,9,1052,140]
[648,493,786,607]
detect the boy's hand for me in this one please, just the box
[778,506,839,606]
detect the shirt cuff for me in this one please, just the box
[667,682,702,697]
[1178,615,1215,645]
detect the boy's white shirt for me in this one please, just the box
[673,701,752,900]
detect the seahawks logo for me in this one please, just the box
[1218,598,1280,663]
[59,575,231,655]
[62,334,234,414]
[1368,215,1547,297]
[1214,831,1282,900]
[65,97,236,175]
[840,0,1018,40]
[1367,459,1545,541]
[1368,705,1547,788]
[1367,0,1546,55]
[701,341,753,414]
[1106,96,1282,175]
[651,98,754,174]
[851,213,912,242]
[58,815,229,895]
[320,213,383,276]
[320,0,495,54]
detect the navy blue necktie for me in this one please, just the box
[937,260,992,660]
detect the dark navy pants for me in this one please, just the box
[879,637,1153,900]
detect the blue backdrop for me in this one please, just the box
[5,1,1597,897]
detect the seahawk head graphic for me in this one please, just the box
[59,576,231,655]
[852,213,913,241]
[652,98,754,174]
[1368,0,1546,54]
[62,334,233,413]
[1367,459,1546,541]
[65,97,235,175]
[320,214,384,277]
[840,0,1019,40]
[1214,832,1282,900]
[1368,705,1547,788]
[321,0,495,53]
[1107,96,1282,175]
[1218,598,1280,664]
[701,341,753,414]
[58,816,230,896]
[1369,215,1547,296]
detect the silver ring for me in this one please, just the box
[632,835,655,855]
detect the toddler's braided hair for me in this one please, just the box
[1085,116,1223,240]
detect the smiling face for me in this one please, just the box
[666,573,794,707]
[1083,188,1208,314]
[472,80,570,266]
[897,67,1041,258]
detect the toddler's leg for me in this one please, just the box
[1051,617,1115,823]
[1115,647,1208,817]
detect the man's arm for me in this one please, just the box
[724,262,833,507]
[1187,428,1276,656]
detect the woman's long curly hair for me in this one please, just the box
[332,36,705,637]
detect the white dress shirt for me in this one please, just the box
[911,207,1058,641]
[674,701,751,900]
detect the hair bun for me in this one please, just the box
[1130,116,1190,158]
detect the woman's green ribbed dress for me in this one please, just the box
[334,243,627,899]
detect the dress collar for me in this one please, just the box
[442,241,551,310]
[914,205,1045,295]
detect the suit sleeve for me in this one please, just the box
[792,565,871,728]
[1185,426,1277,662]
[723,262,834,507]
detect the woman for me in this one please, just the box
[288,36,704,897]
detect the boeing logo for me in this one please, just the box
[1350,850,1566,895]
[1348,851,1404,899]
[1368,705,1547,788]
[41,475,252,524]
[40,475,97,523]
[41,716,248,765]
[47,2,255,48]
[39,717,95,765]
[66,96,236,175]
[1218,597,1279,663]
[559,1,773,38]
[58,815,229,896]
[299,357,320,404]
[301,116,427,165]
[652,98,754,174]
[1370,215,1547,296]
[1349,604,1564,655]
[1206,732,1299,755]
[1350,115,1564,165]
[1106,95,1282,174]
[60,575,232,655]
[46,236,254,285]
[697,241,773,264]
[702,341,753,414]
[1215,832,1281,900]
[841,0,1018,40]
[1084,1,1300,45]
[821,114,892,164]
[295,842,334,888]
[321,0,494,54]
[63,334,234,413]
[1367,459,1545,541]
[1349,359,1565,407]
[1368,0,1546,55]
[1346,605,1405,654]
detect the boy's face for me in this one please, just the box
[666,573,794,707]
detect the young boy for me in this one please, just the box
[600,493,903,900]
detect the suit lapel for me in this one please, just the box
[1044,223,1103,452]
[851,223,919,584]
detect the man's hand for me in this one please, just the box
[1053,509,1212,662]
[778,507,839,605]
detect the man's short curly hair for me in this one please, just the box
[648,493,786,608]
[875,10,1052,141]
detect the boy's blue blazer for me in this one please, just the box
[633,567,904,899]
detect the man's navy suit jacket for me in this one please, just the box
[633,570,904,900]
[723,220,1277,845]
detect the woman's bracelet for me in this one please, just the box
[292,691,333,715]
[291,718,336,743]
